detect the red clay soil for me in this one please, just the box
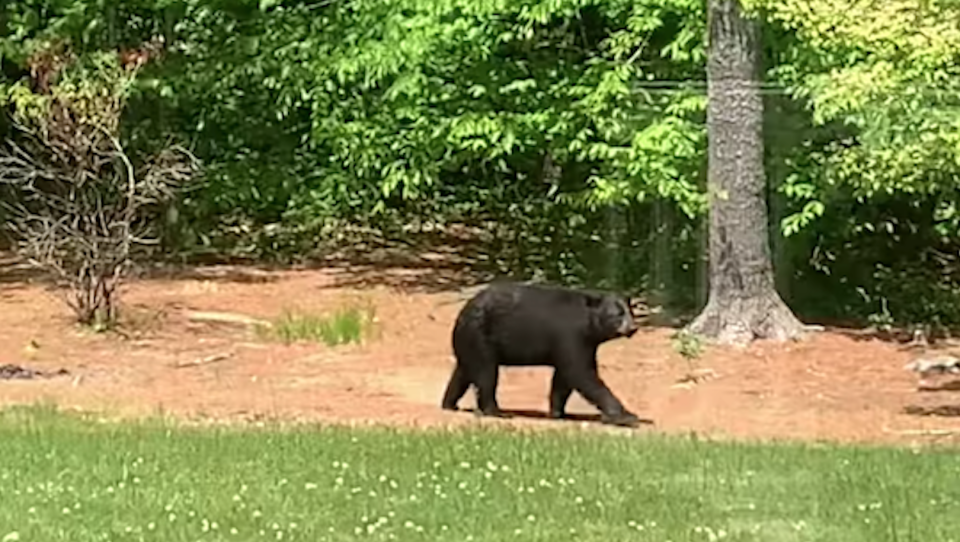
[2,252,960,447]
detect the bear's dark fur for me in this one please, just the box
[441,281,645,427]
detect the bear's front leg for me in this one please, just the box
[549,369,573,419]
[555,349,640,427]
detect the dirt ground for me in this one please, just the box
[2,251,960,447]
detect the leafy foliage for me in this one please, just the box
[4,0,960,328]
[755,0,960,327]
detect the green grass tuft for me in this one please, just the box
[1,405,960,541]
[257,303,376,346]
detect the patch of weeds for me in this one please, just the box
[866,297,896,334]
[671,329,704,362]
[671,329,714,386]
[257,303,377,346]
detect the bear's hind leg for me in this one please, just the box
[453,329,506,417]
[474,363,507,417]
[441,364,471,411]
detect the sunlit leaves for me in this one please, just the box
[2,0,711,226]
[760,0,960,65]
[759,0,960,238]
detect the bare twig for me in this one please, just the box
[187,310,272,328]
[173,352,234,369]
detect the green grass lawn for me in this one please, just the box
[1,406,959,542]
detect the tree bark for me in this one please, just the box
[685,0,806,345]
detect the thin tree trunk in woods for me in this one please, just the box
[652,198,673,320]
[686,0,806,345]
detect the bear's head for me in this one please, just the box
[588,292,646,341]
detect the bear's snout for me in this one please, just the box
[618,315,639,337]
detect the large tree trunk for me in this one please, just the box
[686,0,806,345]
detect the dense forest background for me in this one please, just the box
[2,0,959,331]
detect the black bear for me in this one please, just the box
[441,281,646,427]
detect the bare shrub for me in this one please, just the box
[0,42,199,328]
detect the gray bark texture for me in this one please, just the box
[686,0,806,345]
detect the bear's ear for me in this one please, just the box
[628,296,650,316]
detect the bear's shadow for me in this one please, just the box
[460,408,655,426]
